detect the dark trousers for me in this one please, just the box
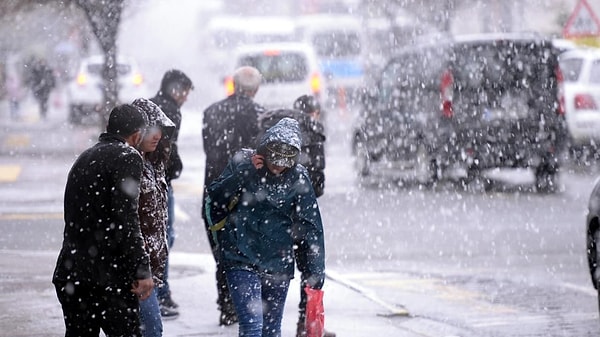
[205,226,235,315]
[294,242,309,323]
[54,281,142,337]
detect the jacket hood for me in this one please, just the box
[258,117,302,151]
[258,117,302,168]
[132,98,175,139]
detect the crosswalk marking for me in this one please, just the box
[3,134,30,148]
[0,165,22,182]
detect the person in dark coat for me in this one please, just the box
[132,98,177,335]
[205,117,326,337]
[201,66,265,326]
[258,95,332,337]
[150,69,193,315]
[28,58,56,119]
[53,104,154,337]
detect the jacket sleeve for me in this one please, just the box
[113,151,152,281]
[205,152,254,226]
[293,171,326,288]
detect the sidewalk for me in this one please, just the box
[1,249,422,337]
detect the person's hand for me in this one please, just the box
[251,154,265,169]
[131,278,154,301]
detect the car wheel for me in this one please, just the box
[414,143,437,186]
[534,164,557,193]
[354,137,371,177]
[464,166,490,193]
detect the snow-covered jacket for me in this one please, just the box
[206,118,325,283]
[53,133,151,288]
[133,98,175,286]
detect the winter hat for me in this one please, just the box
[131,98,176,139]
[106,104,148,137]
[160,69,194,92]
[293,94,320,114]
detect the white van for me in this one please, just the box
[224,42,324,110]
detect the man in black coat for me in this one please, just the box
[53,104,154,337]
[150,69,193,317]
[201,66,265,326]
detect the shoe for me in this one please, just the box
[160,305,179,320]
[219,310,238,326]
[159,295,179,309]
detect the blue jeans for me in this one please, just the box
[139,288,162,337]
[226,270,290,337]
[158,186,175,301]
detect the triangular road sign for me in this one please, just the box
[563,0,600,38]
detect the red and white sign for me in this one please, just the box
[563,0,600,38]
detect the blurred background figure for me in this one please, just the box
[26,58,56,119]
[5,68,25,121]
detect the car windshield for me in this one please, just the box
[560,58,584,82]
[239,52,308,83]
[311,32,361,57]
[87,63,132,76]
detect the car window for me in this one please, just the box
[238,52,308,83]
[559,58,583,82]
[311,32,361,57]
[452,41,551,89]
[87,63,132,76]
[591,60,600,84]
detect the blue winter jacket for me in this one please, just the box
[206,118,325,282]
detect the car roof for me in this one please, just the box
[234,42,317,55]
[207,15,295,34]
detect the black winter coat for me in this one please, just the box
[201,93,265,211]
[151,93,182,184]
[53,133,151,288]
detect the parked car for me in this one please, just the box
[558,48,600,159]
[352,33,568,191]
[223,42,324,110]
[294,14,365,109]
[586,176,600,313]
[66,55,149,124]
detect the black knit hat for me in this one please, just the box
[106,104,148,137]
[293,94,320,114]
[160,69,193,92]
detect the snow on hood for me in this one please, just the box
[259,117,302,151]
[132,98,175,139]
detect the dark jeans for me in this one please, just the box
[226,269,290,337]
[54,281,142,337]
[204,222,234,315]
[139,288,162,337]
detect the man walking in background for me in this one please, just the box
[201,66,264,326]
[150,69,194,318]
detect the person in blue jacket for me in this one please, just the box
[205,117,326,337]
